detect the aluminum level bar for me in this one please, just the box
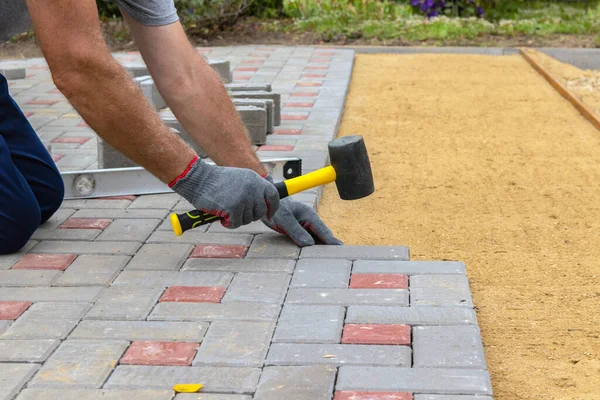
[61,157,302,199]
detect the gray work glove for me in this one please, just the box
[171,157,280,229]
[261,176,343,247]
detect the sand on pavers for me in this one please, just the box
[319,54,600,400]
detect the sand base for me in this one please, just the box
[319,53,600,399]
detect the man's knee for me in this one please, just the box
[39,169,64,224]
[0,198,41,255]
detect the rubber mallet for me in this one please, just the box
[170,135,374,236]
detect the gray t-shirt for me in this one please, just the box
[0,0,179,43]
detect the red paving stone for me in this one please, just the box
[249,52,270,58]
[241,59,264,65]
[0,301,32,320]
[48,89,62,94]
[23,112,33,118]
[12,254,77,271]
[77,121,89,128]
[27,100,57,106]
[291,92,318,97]
[306,66,329,70]
[258,145,294,151]
[281,114,309,121]
[310,58,333,63]
[160,286,226,303]
[285,102,314,108]
[341,324,411,345]
[51,137,90,144]
[190,244,248,259]
[297,82,322,87]
[120,341,198,366]
[315,51,335,56]
[334,392,413,400]
[349,274,408,289]
[235,67,259,72]
[274,129,302,135]
[256,47,276,51]
[302,74,326,79]
[59,218,112,230]
[52,154,65,162]
[29,65,49,70]
[233,75,252,81]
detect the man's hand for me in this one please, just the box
[261,176,342,247]
[171,158,280,229]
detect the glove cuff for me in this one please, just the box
[170,156,214,204]
[168,155,200,188]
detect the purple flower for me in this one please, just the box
[410,0,421,7]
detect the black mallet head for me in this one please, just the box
[328,135,375,200]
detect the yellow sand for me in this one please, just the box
[319,53,600,399]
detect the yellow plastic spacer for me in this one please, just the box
[170,213,183,236]
[173,383,203,393]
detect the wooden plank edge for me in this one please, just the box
[520,47,600,132]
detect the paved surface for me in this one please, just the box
[0,46,491,399]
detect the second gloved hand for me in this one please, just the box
[170,156,280,229]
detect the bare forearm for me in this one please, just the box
[54,58,196,183]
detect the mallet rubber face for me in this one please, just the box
[328,135,375,200]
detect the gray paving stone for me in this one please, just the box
[16,389,174,400]
[0,67,26,79]
[414,396,493,400]
[126,243,193,271]
[410,275,473,307]
[54,255,130,287]
[31,228,102,241]
[128,193,181,209]
[183,258,295,273]
[413,326,486,369]
[175,395,251,400]
[85,286,163,321]
[112,270,232,287]
[346,306,478,325]
[222,273,290,304]
[267,343,411,367]
[0,322,10,336]
[0,241,37,270]
[38,208,76,230]
[147,231,253,246]
[233,99,275,134]
[61,199,131,209]
[208,220,272,234]
[149,302,280,322]
[96,219,161,242]
[237,106,267,145]
[287,288,408,306]
[0,287,104,302]
[31,240,141,255]
[72,209,169,219]
[353,260,467,275]
[226,83,272,92]
[207,60,232,83]
[104,365,260,394]
[291,259,351,288]
[23,302,92,319]
[300,246,409,260]
[229,91,281,125]
[254,366,335,400]
[246,233,300,259]
[70,320,208,342]
[193,321,274,367]
[0,363,39,400]
[0,270,61,287]
[0,339,59,362]
[1,317,78,340]
[29,340,129,388]
[336,366,492,395]
[273,305,344,343]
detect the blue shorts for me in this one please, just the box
[0,74,64,254]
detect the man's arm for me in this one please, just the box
[25,0,196,183]
[121,13,267,175]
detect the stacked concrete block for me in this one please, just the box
[236,106,268,145]
[161,116,208,158]
[0,67,26,80]
[229,91,281,125]
[123,63,149,78]
[234,99,275,134]
[207,60,232,83]
[134,76,167,110]
[226,83,272,92]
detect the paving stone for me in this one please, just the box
[287,288,408,306]
[0,67,26,79]
[194,321,274,367]
[353,261,466,275]
[0,241,37,270]
[350,274,408,289]
[31,228,102,241]
[334,392,413,400]
[29,340,129,388]
[148,232,253,247]
[59,218,112,229]
[413,326,486,369]
[61,199,131,209]
[31,241,141,255]
[126,243,193,271]
[149,302,280,322]
[342,324,410,346]
[267,343,411,367]
[208,220,273,234]
[190,245,248,259]
[254,366,336,400]
[85,286,163,321]
[1,317,78,340]
[346,306,478,325]
[237,105,267,145]
[24,302,92,320]
[70,320,208,342]
[96,219,161,242]
[336,367,492,395]
[301,246,409,260]
[121,341,198,366]
[413,396,492,400]
[104,365,260,394]
[12,254,77,270]
[0,363,39,400]
[226,83,272,92]
[113,271,232,287]
[72,209,169,219]
[0,287,103,303]
[160,286,226,303]
[182,258,295,274]
[0,322,11,335]
[246,233,300,259]
[291,259,351,288]
[273,305,344,343]
[410,275,473,307]
[229,92,281,125]
[0,270,61,287]
[234,99,275,134]
[0,339,59,362]
[128,193,181,209]
[207,60,232,83]
[54,255,130,287]
[138,78,167,110]
[174,395,252,400]
[16,389,174,400]
[222,273,290,303]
